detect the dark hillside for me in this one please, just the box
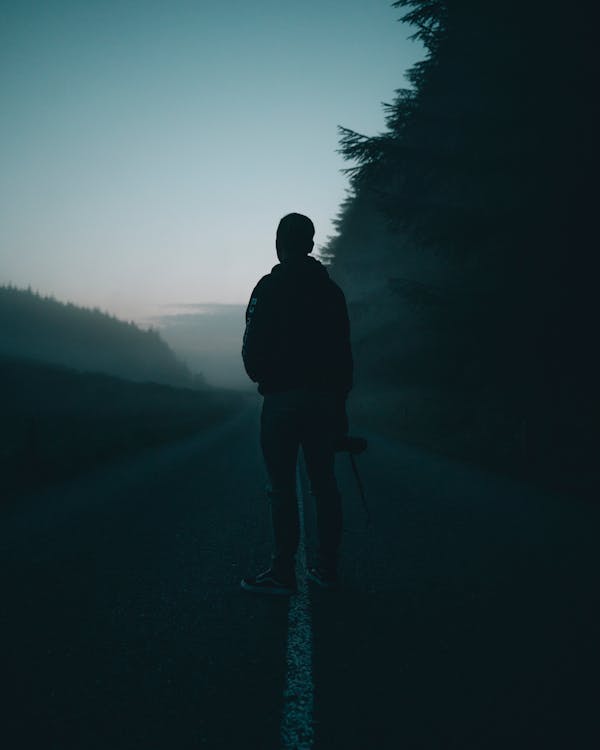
[0,285,199,387]
[0,355,246,501]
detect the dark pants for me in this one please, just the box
[260,389,343,579]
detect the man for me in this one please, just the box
[240,213,353,595]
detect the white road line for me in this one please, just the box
[280,466,315,750]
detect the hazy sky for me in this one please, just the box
[1,0,423,320]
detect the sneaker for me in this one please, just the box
[240,568,297,596]
[307,567,338,590]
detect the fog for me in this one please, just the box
[146,304,252,391]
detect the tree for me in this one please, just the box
[325,0,599,480]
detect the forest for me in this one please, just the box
[326,0,597,494]
[0,285,200,388]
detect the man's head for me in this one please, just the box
[276,213,315,262]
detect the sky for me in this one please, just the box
[0,0,423,322]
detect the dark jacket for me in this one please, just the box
[242,255,353,396]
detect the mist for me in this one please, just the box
[145,304,253,391]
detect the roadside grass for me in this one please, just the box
[349,383,599,498]
[1,356,247,501]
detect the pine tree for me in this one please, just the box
[326,0,599,479]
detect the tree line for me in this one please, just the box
[0,285,200,388]
[326,0,597,484]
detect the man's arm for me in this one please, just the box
[336,286,354,397]
[331,286,353,438]
[242,278,275,384]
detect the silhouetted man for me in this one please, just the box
[240,213,353,595]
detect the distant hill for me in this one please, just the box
[0,285,201,387]
[150,305,250,391]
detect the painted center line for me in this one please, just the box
[280,466,315,750]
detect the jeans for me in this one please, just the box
[260,389,343,579]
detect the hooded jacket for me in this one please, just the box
[242,255,353,396]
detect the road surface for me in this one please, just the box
[1,399,598,749]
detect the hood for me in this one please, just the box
[270,255,330,280]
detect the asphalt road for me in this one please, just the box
[1,399,598,749]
